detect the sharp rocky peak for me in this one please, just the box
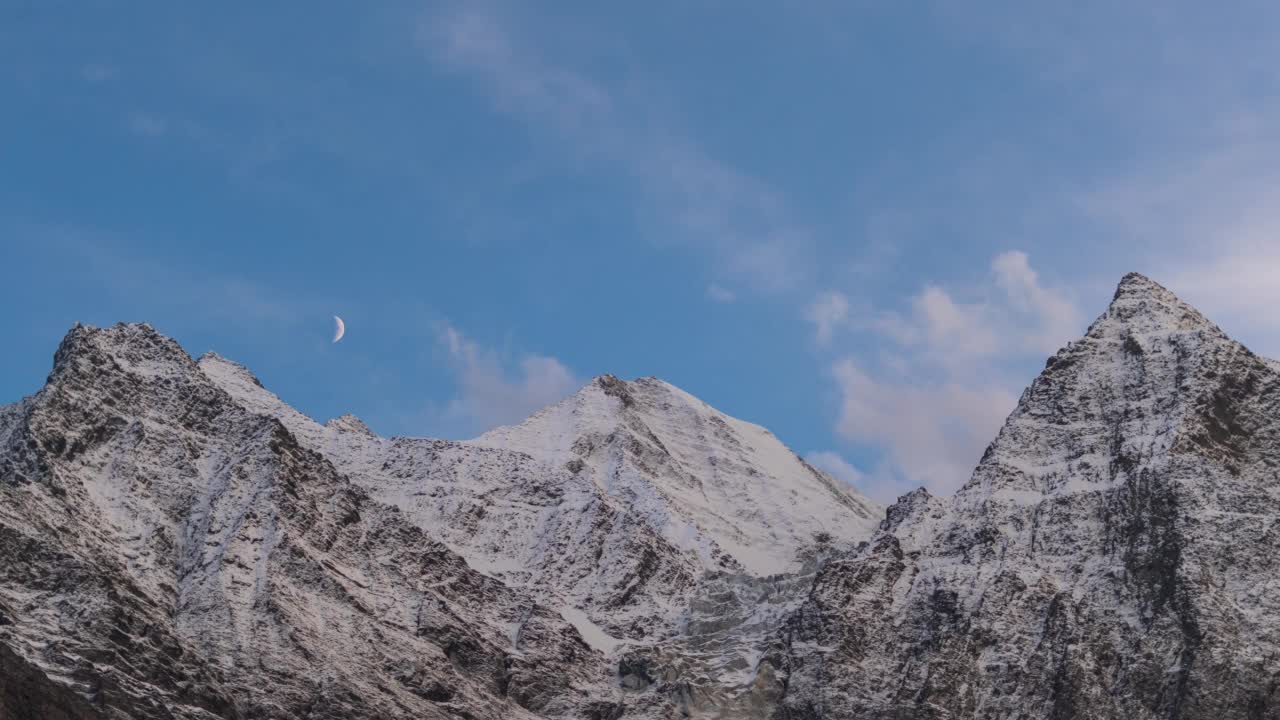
[1100,271,1224,338]
[1112,270,1166,297]
[325,413,376,436]
[774,273,1280,719]
[585,373,684,410]
[959,272,1272,499]
[6,322,605,719]
[589,373,639,408]
[49,322,195,382]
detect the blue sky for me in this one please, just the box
[5,2,1280,502]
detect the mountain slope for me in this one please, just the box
[8,272,1278,719]
[198,354,883,716]
[470,375,881,576]
[775,273,1280,719]
[1,322,883,719]
[199,360,879,635]
[0,324,607,719]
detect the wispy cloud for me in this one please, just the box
[805,291,849,346]
[832,359,1017,501]
[705,284,737,304]
[992,251,1081,354]
[82,63,116,83]
[821,251,1081,500]
[127,111,168,137]
[438,322,581,435]
[422,5,812,294]
[932,2,1280,354]
[805,450,864,487]
[21,223,319,330]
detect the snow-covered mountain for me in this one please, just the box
[0,324,605,720]
[4,273,1279,719]
[0,320,879,719]
[200,351,878,628]
[775,273,1280,718]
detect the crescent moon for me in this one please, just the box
[332,316,345,343]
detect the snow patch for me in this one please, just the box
[560,606,624,654]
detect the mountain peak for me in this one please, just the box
[50,321,194,384]
[778,278,1280,720]
[1112,270,1163,297]
[325,413,375,436]
[592,373,637,408]
[472,369,881,576]
[963,271,1256,501]
[1101,272,1221,338]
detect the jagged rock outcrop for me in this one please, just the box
[774,274,1280,719]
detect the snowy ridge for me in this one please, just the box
[7,273,1279,719]
[471,374,880,576]
[776,273,1280,719]
[195,356,884,715]
[198,355,879,599]
[1,324,607,719]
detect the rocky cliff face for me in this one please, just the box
[0,322,879,719]
[197,348,881,718]
[3,273,1279,719]
[0,325,607,719]
[774,274,1280,719]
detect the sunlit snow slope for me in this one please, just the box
[201,358,881,645]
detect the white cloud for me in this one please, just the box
[806,291,849,346]
[128,112,168,137]
[82,63,117,83]
[992,250,1082,354]
[910,285,999,359]
[805,450,864,486]
[1161,243,1280,356]
[822,251,1079,500]
[440,323,581,434]
[857,254,1078,368]
[706,284,737,303]
[432,8,613,137]
[936,3,1280,356]
[424,6,811,294]
[41,224,321,329]
[832,359,1017,501]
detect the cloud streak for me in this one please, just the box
[127,111,168,137]
[20,223,324,332]
[423,5,812,294]
[821,251,1081,501]
[438,322,581,435]
[806,291,849,346]
[805,450,864,487]
[935,3,1280,355]
[706,284,737,304]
